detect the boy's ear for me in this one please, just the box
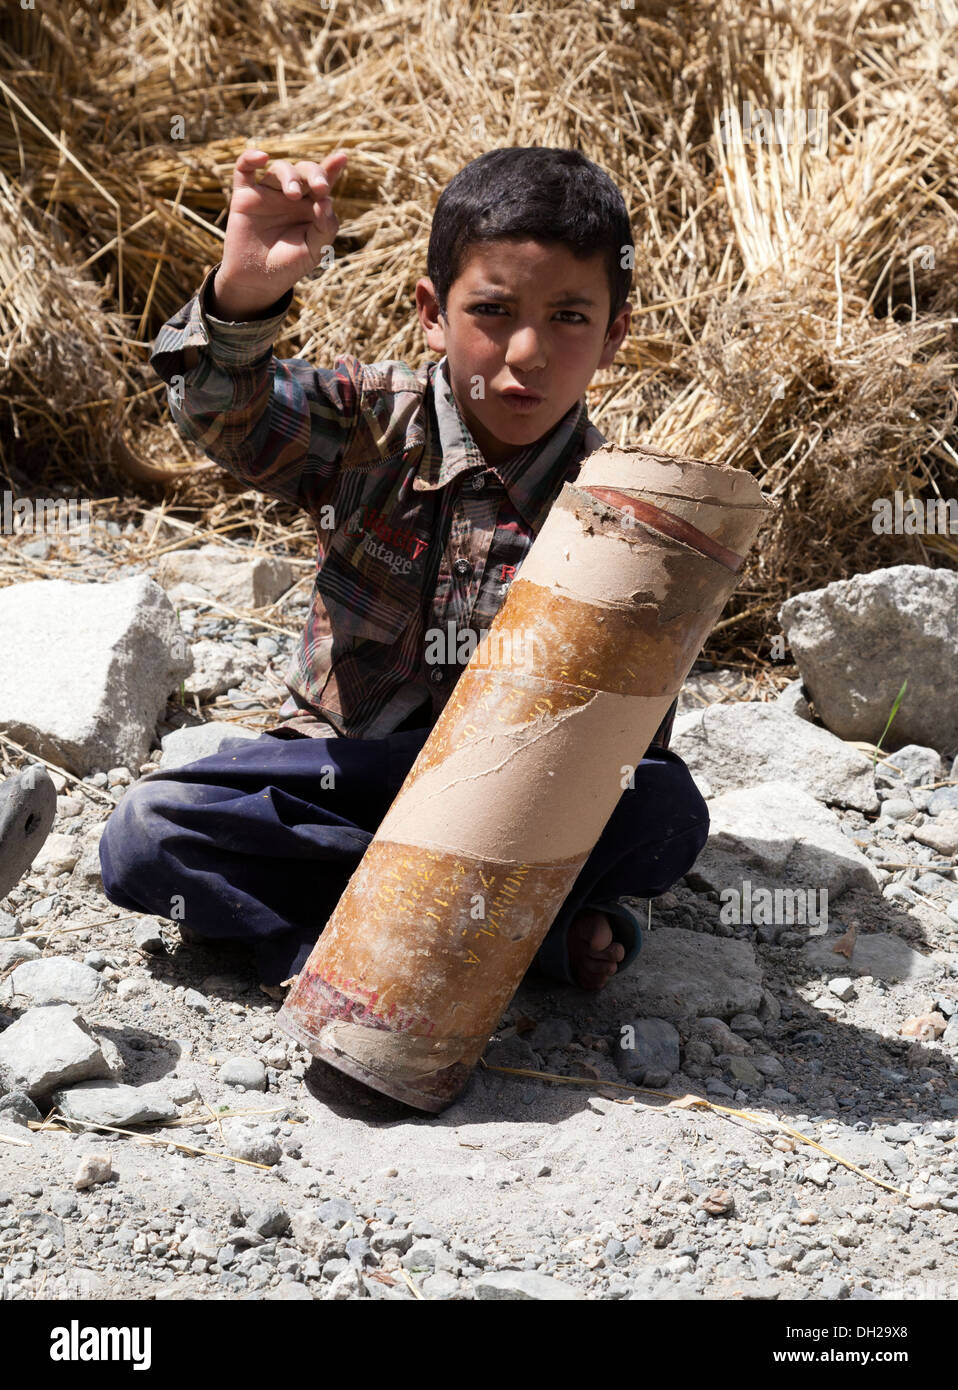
[416,277,447,353]
[597,302,632,370]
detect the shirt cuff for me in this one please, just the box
[196,261,295,367]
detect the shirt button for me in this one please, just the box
[471,473,486,491]
[429,668,445,684]
[453,558,472,578]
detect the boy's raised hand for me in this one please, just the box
[213,148,349,317]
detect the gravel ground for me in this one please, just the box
[1,524,956,1302]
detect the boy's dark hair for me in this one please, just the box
[427,146,633,335]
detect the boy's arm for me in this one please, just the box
[149,260,363,512]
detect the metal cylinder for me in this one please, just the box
[278,445,771,1110]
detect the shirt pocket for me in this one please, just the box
[316,522,432,645]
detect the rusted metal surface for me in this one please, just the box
[279,447,771,1111]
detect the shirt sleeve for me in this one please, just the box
[148,261,364,512]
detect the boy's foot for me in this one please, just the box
[567,908,625,991]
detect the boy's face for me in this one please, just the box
[416,239,631,466]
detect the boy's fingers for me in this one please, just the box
[232,148,271,189]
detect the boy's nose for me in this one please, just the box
[504,326,547,371]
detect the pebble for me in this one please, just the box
[218,1058,268,1091]
[74,1154,113,1190]
[828,977,857,1001]
[183,989,210,1014]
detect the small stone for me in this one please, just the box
[218,1058,268,1092]
[699,1188,735,1217]
[727,1056,763,1088]
[0,1091,42,1127]
[828,977,857,1002]
[475,1270,585,1300]
[183,989,210,1014]
[315,1197,356,1229]
[729,1013,764,1039]
[222,1123,282,1166]
[116,978,148,1000]
[0,940,41,970]
[74,1154,113,1190]
[421,1270,460,1299]
[879,799,915,821]
[613,1017,680,1084]
[245,1205,290,1238]
[131,918,166,953]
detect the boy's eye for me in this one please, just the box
[470,304,588,323]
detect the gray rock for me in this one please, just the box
[315,1197,355,1229]
[158,723,262,772]
[614,1018,680,1084]
[879,799,915,822]
[775,679,813,721]
[874,745,943,787]
[929,787,958,817]
[0,1090,42,1127]
[0,576,192,776]
[0,940,41,970]
[131,918,165,953]
[222,1122,282,1166]
[778,565,958,751]
[325,1266,366,1299]
[52,1079,177,1128]
[182,988,210,1014]
[245,1205,290,1238]
[670,704,879,812]
[803,933,941,983]
[156,545,292,612]
[687,782,880,905]
[265,1283,314,1301]
[751,1054,785,1079]
[614,928,763,1021]
[729,1013,764,1038]
[218,1058,267,1092]
[0,1004,112,1099]
[475,1270,586,1300]
[421,1270,461,1299]
[727,1056,763,1087]
[691,1017,751,1055]
[0,910,21,938]
[1,957,102,1007]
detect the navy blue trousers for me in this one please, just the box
[98,727,709,986]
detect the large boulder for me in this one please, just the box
[670,703,879,811]
[779,565,958,753]
[0,576,192,776]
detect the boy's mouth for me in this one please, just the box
[499,387,544,412]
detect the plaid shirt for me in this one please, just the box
[149,260,678,751]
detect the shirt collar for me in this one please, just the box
[415,355,602,533]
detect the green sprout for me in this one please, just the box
[872,679,908,770]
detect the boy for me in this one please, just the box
[99,146,709,997]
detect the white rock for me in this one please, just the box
[828,977,857,1001]
[0,1004,113,1098]
[156,545,292,611]
[1,957,103,1007]
[31,832,80,876]
[670,704,878,811]
[0,576,192,776]
[53,1079,177,1127]
[779,565,958,751]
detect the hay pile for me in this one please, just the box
[1,0,956,660]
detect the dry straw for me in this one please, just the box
[0,0,956,657]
